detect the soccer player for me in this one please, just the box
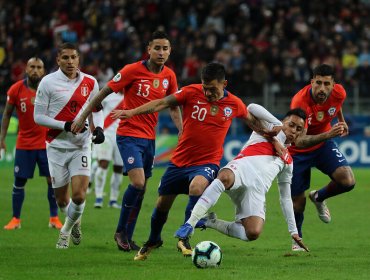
[111,62,272,260]
[93,92,125,209]
[71,31,183,251]
[289,64,355,251]
[1,57,63,230]
[34,43,105,249]
[175,106,309,252]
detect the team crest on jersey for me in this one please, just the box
[316,111,324,121]
[162,79,169,89]
[328,107,336,116]
[81,84,89,96]
[210,105,219,116]
[153,79,160,88]
[127,156,135,165]
[223,107,233,117]
[113,73,121,82]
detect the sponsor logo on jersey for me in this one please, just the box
[81,84,89,96]
[328,107,336,116]
[316,111,324,121]
[224,107,232,117]
[127,156,134,164]
[175,90,182,95]
[113,73,121,82]
[153,79,160,88]
[210,105,219,115]
[162,79,169,89]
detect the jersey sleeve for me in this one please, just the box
[166,70,178,96]
[107,64,135,93]
[172,87,187,105]
[236,97,248,118]
[6,83,18,105]
[34,79,50,107]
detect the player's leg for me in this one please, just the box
[37,149,62,229]
[88,144,98,194]
[134,194,176,261]
[4,149,36,230]
[94,159,109,208]
[108,165,123,208]
[313,141,355,203]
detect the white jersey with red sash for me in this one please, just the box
[35,69,99,149]
[102,92,124,138]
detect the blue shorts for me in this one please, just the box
[291,140,349,196]
[14,149,50,179]
[158,162,219,195]
[116,136,155,178]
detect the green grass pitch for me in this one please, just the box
[0,166,369,280]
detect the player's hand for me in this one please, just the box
[92,127,105,144]
[266,125,283,137]
[111,109,134,119]
[66,121,88,134]
[271,138,292,164]
[338,121,349,137]
[71,118,86,133]
[328,122,345,138]
[292,234,309,252]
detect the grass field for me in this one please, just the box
[0,166,369,280]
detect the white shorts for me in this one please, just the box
[94,134,123,166]
[223,155,283,221]
[46,145,91,188]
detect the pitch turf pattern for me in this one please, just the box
[0,167,369,280]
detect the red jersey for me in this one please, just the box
[107,61,178,139]
[7,79,47,149]
[289,84,346,154]
[172,84,248,167]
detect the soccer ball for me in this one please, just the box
[191,241,222,269]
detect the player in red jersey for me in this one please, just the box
[0,57,62,230]
[289,64,355,251]
[111,62,271,260]
[72,31,183,252]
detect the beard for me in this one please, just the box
[28,75,41,88]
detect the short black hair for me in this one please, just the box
[313,64,335,78]
[284,108,306,122]
[57,42,79,55]
[201,62,226,83]
[149,30,170,43]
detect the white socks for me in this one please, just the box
[94,167,108,199]
[59,198,71,214]
[109,172,122,201]
[61,200,85,234]
[206,219,249,241]
[187,179,225,228]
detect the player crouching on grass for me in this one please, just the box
[175,106,309,252]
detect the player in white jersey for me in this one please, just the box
[34,43,105,249]
[93,92,125,209]
[175,104,309,252]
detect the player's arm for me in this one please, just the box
[336,108,349,136]
[245,103,282,137]
[169,106,183,136]
[294,124,345,148]
[277,175,309,252]
[112,94,179,119]
[0,101,15,155]
[71,85,113,133]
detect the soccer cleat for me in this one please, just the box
[4,217,21,230]
[174,223,194,239]
[195,218,207,229]
[94,198,103,208]
[309,190,331,223]
[177,238,192,257]
[204,212,218,227]
[56,232,70,249]
[292,239,306,252]
[109,200,121,209]
[134,240,163,261]
[71,222,82,245]
[114,231,131,251]
[49,216,63,229]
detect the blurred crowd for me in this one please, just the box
[1,0,370,111]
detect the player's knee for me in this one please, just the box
[14,177,27,187]
[246,229,261,241]
[217,169,235,189]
